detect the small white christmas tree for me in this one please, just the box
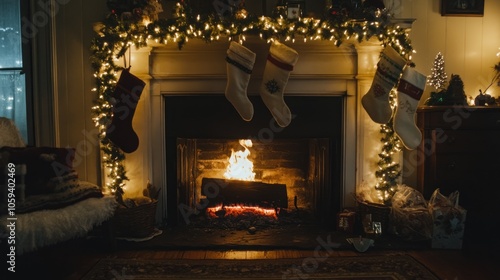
[427,52,447,90]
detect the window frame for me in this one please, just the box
[21,0,35,145]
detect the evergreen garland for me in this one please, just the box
[374,92,402,205]
[91,1,413,197]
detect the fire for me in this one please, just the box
[224,139,255,181]
[206,140,279,220]
[207,205,277,219]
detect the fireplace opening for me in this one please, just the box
[165,95,344,229]
[178,137,330,230]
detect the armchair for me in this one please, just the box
[0,117,116,255]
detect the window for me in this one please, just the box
[0,0,31,143]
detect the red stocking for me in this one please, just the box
[106,67,145,153]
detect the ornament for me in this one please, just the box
[133,8,143,18]
[265,79,281,94]
[143,0,164,22]
[474,90,496,106]
[235,8,248,20]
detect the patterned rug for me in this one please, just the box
[82,254,440,280]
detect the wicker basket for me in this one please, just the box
[113,200,158,238]
[357,200,392,233]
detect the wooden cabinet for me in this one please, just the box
[416,106,500,246]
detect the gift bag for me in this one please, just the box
[428,188,467,249]
[389,185,433,241]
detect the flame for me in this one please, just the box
[209,140,278,220]
[224,139,255,181]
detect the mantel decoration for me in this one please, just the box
[424,52,468,106]
[425,50,499,107]
[474,51,500,106]
[90,0,414,200]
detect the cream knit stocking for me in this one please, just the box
[394,67,427,150]
[361,45,407,124]
[259,42,299,127]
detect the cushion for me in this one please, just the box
[0,146,76,196]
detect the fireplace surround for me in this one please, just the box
[125,36,388,228]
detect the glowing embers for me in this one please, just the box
[223,139,255,181]
[207,204,278,220]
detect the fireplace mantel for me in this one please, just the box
[123,36,389,224]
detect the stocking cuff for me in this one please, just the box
[269,42,299,69]
[397,67,427,100]
[116,68,146,96]
[227,41,256,72]
[381,45,407,70]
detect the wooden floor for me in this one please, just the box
[14,238,499,280]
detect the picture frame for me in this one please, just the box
[441,0,484,17]
[287,0,305,20]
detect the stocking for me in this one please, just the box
[259,42,299,127]
[106,67,145,153]
[394,67,426,150]
[361,45,407,124]
[225,41,257,121]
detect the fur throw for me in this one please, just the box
[1,196,117,255]
[0,117,25,148]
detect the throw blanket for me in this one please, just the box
[1,196,116,255]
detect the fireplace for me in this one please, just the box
[126,37,389,231]
[165,95,343,227]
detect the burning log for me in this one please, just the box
[201,177,288,208]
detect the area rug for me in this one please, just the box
[82,254,440,280]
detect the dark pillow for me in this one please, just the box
[0,146,76,196]
[15,174,103,214]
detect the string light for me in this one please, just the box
[427,52,447,90]
[90,2,413,196]
[374,91,402,205]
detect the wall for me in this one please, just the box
[386,0,500,186]
[53,0,107,185]
[391,0,500,100]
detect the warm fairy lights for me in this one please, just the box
[427,52,447,91]
[374,91,402,204]
[91,2,413,196]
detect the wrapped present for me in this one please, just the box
[428,188,467,249]
[391,207,433,241]
[337,209,356,233]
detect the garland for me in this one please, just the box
[375,100,402,205]
[90,2,412,197]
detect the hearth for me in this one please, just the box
[165,94,343,228]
